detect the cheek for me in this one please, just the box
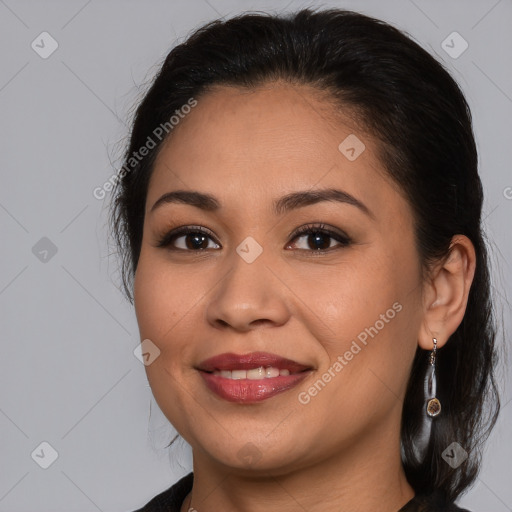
[307,247,421,396]
[133,250,213,392]
[133,255,199,423]
[134,251,193,340]
[292,249,406,340]
[133,246,195,324]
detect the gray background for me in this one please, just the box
[0,0,511,510]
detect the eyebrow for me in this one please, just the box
[150,190,220,213]
[150,188,374,219]
[274,188,374,219]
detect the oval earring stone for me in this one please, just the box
[427,397,441,417]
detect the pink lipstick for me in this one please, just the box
[197,352,312,403]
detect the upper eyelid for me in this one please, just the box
[290,223,349,237]
[163,223,346,239]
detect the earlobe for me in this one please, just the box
[417,235,476,350]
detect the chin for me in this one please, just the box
[186,427,319,475]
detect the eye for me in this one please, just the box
[156,224,350,252]
[157,226,221,251]
[286,224,351,252]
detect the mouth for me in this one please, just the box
[196,352,313,403]
[210,367,295,379]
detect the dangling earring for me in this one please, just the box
[425,338,441,417]
[411,338,442,461]
[411,337,442,462]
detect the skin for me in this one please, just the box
[133,82,476,512]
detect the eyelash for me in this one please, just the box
[156,223,352,253]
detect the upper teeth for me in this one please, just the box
[212,366,291,380]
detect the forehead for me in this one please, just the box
[154,82,364,166]
[147,82,399,216]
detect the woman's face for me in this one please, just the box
[134,83,425,474]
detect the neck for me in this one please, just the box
[182,427,415,512]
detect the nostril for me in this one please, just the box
[249,319,272,327]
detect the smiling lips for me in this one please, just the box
[197,352,312,403]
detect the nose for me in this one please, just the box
[205,253,291,332]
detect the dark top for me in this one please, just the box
[131,473,471,512]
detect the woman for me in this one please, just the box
[110,8,500,512]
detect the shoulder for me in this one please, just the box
[129,472,193,512]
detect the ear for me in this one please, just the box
[418,235,476,350]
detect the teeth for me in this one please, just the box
[266,367,280,378]
[212,366,294,379]
[247,367,265,380]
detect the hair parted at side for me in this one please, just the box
[109,8,500,502]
